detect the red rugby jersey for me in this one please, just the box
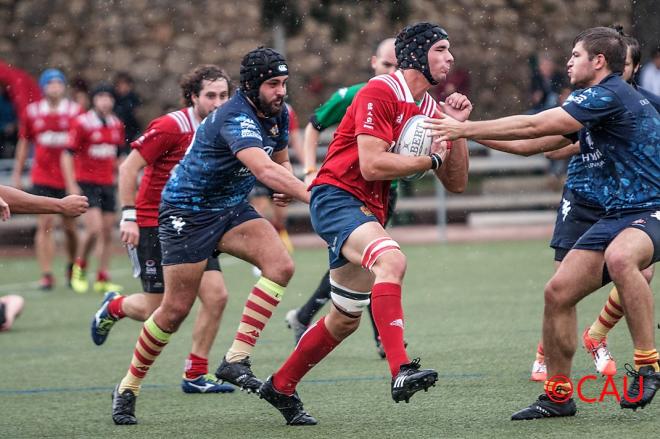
[68,110,124,185]
[130,107,199,227]
[311,70,439,224]
[19,99,82,189]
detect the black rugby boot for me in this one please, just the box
[511,394,577,420]
[259,376,318,426]
[620,364,660,410]
[112,385,137,425]
[391,358,438,403]
[215,356,263,393]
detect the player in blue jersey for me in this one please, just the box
[473,30,660,383]
[425,27,660,419]
[110,47,311,425]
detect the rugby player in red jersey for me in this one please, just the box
[259,23,472,425]
[61,83,125,294]
[91,65,235,395]
[12,69,83,290]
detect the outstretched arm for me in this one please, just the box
[0,195,9,220]
[424,107,583,142]
[0,185,88,216]
[237,147,310,204]
[545,142,580,160]
[476,135,573,157]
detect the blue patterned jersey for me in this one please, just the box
[161,90,289,211]
[564,155,600,205]
[564,84,660,206]
[561,74,660,211]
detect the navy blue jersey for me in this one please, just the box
[564,154,600,206]
[162,90,289,211]
[637,86,660,112]
[561,74,660,212]
[563,83,660,206]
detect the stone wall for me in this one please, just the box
[0,0,633,125]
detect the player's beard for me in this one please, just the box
[258,95,284,117]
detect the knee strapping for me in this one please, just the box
[329,277,370,316]
[361,237,401,271]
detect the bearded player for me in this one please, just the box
[259,23,471,425]
[94,65,235,397]
[111,49,310,425]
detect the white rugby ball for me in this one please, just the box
[392,114,432,181]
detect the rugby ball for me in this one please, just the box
[392,114,432,181]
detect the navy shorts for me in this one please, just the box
[550,188,605,261]
[159,201,261,266]
[310,184,380,269]
[79,182,116,212]
[31,184,66,200]
[137,226,221,293]
[573,208,660,265]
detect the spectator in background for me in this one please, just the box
[113,72,141,156]
[0,87,17,158]
[640,46,660,96]
[529,54,566,113]
[70,76,90,111]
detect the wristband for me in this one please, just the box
[121,207,137,222]
[429,153,443,170]
[304,166,317,176]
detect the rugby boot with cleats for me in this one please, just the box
[181,373,236,394]
[38,273,54,291]
[530,359,548,382]
[391,358,438,403]
[582,327,616,376]
[112,385,137,425]
[215,356,263,393]
[285,309,308,345]
[259,376,317,425]
[71,263,89,294]
[620,364,660,410]
[511,394,577,420]
[91,291,120,345]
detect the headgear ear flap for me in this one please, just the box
[395,22,449,86]
[240,47,288,115]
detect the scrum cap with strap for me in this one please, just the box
[395,22,449,86]
[240,47,288,115]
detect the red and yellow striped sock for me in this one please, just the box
[118,315,171,395]
[543,376,573,400]
[535,342,545,363]
[634,348,660,372]
[588,287,623,341]
[226,277,285,363]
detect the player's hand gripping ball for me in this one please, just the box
[392,114,434,181]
